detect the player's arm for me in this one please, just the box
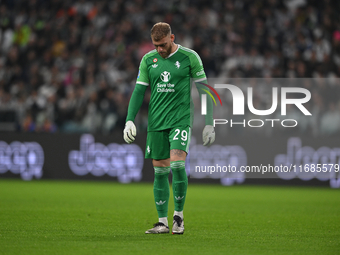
[126,84,147,123]
[196,81,213,126]
[189,52,215,146]
[195,81,215,146]
[124,57,149,144]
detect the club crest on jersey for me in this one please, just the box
[175,61,180,69]
[160,71,171,82]
[153,58,158,63]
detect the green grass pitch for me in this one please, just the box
[0,180,339,255]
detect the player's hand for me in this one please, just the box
[202,125,215,146]
[123,121,136,144]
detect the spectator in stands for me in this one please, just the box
[0,0,338,136]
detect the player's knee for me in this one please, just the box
[152,158,170,168]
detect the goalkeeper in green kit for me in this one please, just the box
[123,22,215,234]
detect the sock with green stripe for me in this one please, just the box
[153,166,170,221]
[171,160,188,212]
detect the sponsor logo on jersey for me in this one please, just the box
[157,83,175,92]
[175,61,180,69]
[153,58,158,63]
[160,71,171,82]
[181,142,186,146]
[152,64,158,68]
[196,70,204,76]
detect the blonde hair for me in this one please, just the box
[151,22,171,41]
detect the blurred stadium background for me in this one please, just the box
[0,0,339,187]
[1,1,340,254]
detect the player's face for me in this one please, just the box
[152,34,174,58]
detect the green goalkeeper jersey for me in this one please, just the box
[136,45,207,132]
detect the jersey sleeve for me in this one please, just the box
[126,84,147,122]
[136,55,149,86]
[189,51,206,82]
[188,50,213,126]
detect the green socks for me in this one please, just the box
[153,167,170,218]
[153,162,188,219]
[170,161,188,212]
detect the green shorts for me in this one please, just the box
[145,126,192,159]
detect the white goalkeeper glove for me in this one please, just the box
[123,121,136,144]
[202,125,215,146]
